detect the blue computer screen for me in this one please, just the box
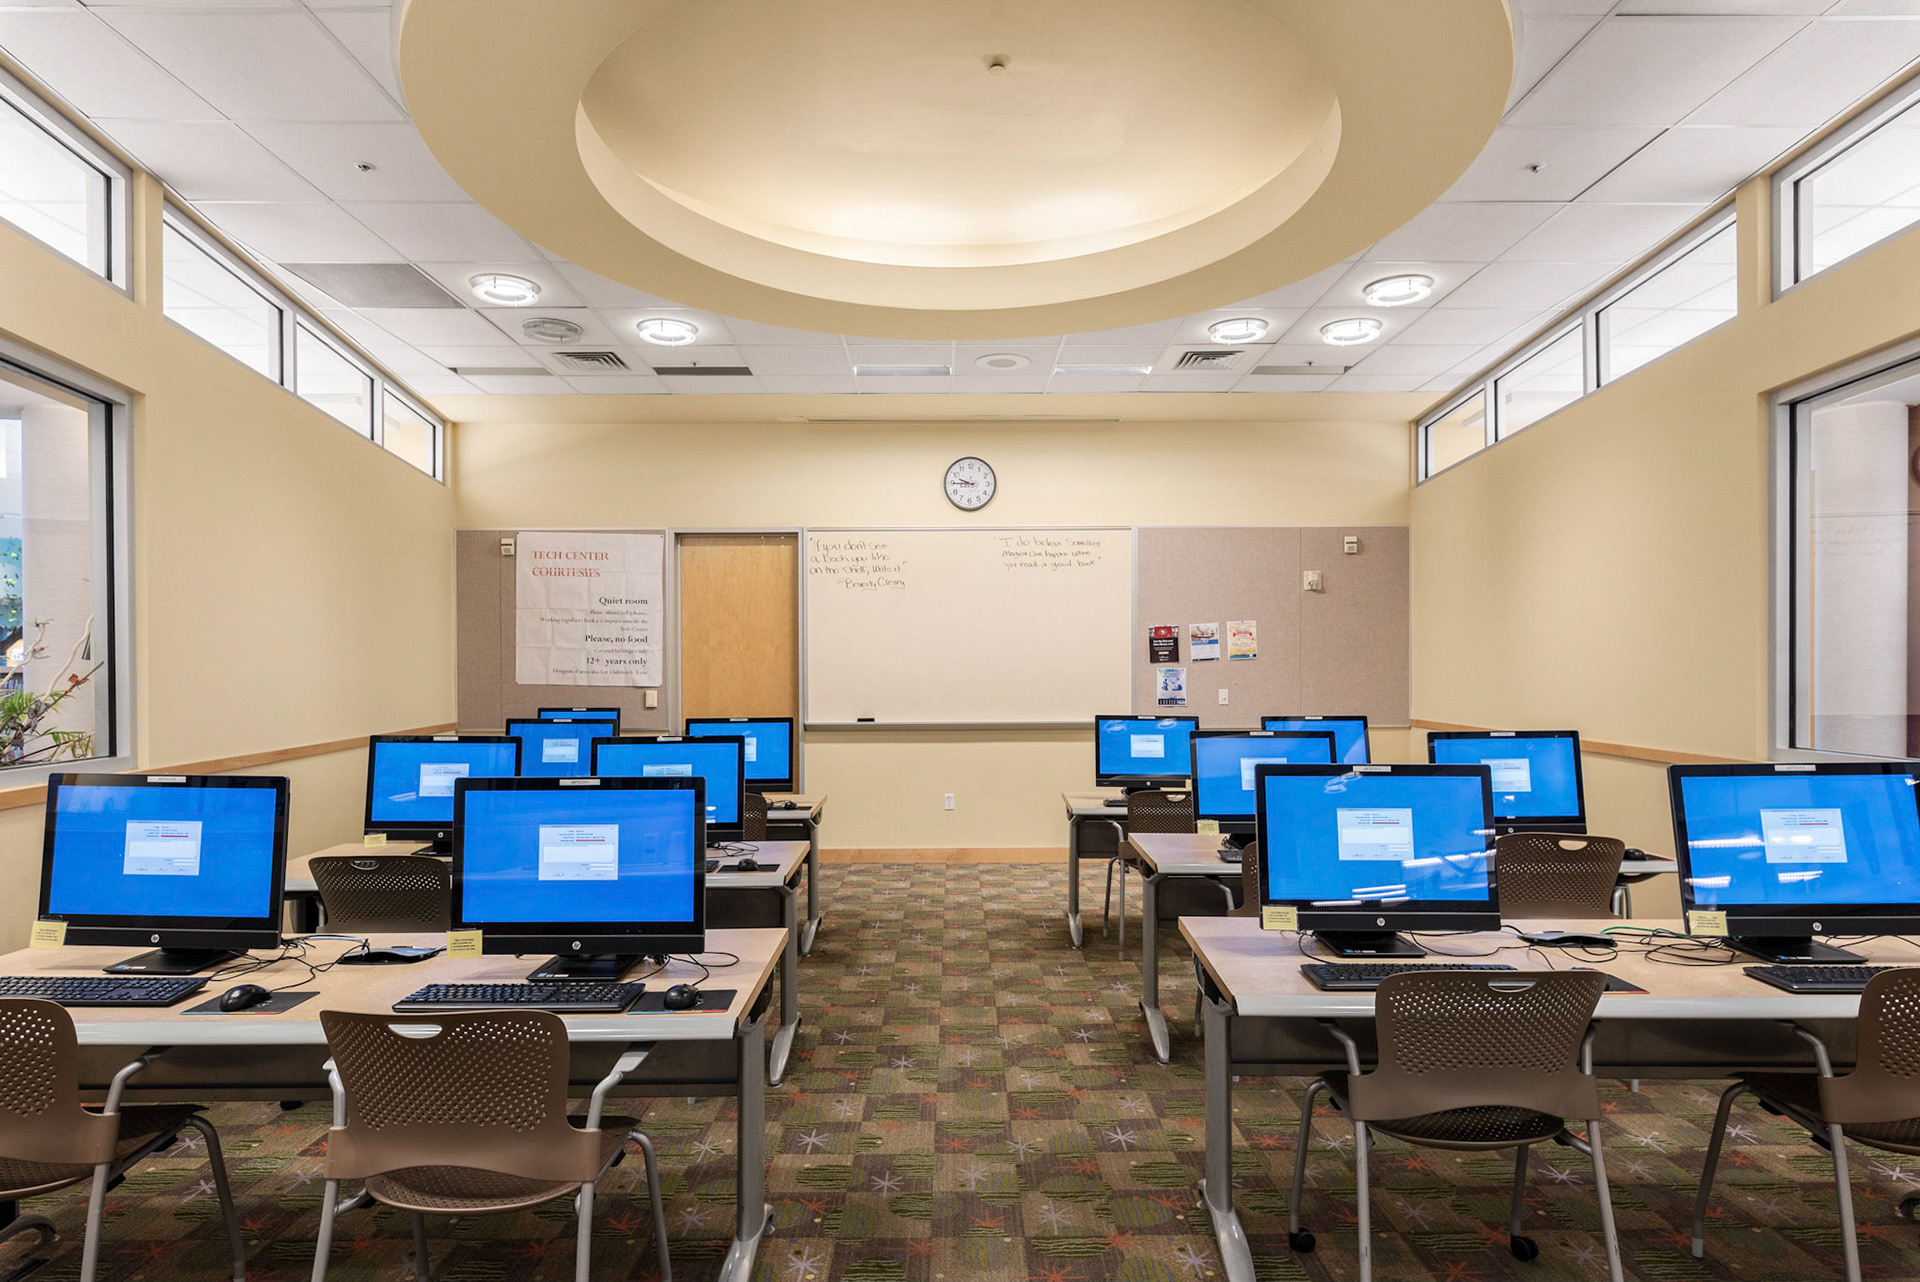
[594,739,742,825]
[1677,771,1920,908]
[369,740,519,825]
[460,786,699,925]
[46,784,280,919]
[1097,718,1195,780]
[1263,718,1370,764]
[507,721,600,778]
[1430,735,1581,820]
[539,708,618,724]
[1261,771,1492,904]
[1195,734,1336,819]
[686,719,791,784]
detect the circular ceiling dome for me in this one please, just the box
[400,0,1513,339]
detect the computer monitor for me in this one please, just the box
[591,735,744,843]
[1670,761,1920,964]
[684,717,795,793]
[1192,730,1338,845]
[364,734,521,850]
[453,775,705,981]
[1428,730,1585,835]
[38,773,290,975]
[1095,715,1200,790]
[1261,715,1371,764]
[505,718,603,778]
[538,707,621,733]
[1256,763,1498,958]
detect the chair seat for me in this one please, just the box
[1741,1073,1920,1156]
[363,1122,633,1214]
[1323,1073,1566,1149]
[0,1104,202,1199]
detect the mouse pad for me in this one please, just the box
[184,991,316,1015]
[632,988,736,1013]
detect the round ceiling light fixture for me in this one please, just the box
[635,316,700,346]
[1362,273,1434,307]
[521,316,585,344]
[1206,317,1270,345]
[469,272,542,305]
[1320,316,1383,346]
[976,352,1031,370]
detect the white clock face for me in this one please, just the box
[944,456,996,510]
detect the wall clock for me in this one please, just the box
[944,456,996,511]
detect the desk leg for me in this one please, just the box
[1066,817,1084,948]
[800,819,823,956]
[719,1005,772,1282]
[769,880,802,1087]
[1201,991,1256,1282]
[1140,872,1170,1064]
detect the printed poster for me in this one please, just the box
[1227,620,1258,660]
[516,531,664,686]
[1189,622,1220,661]
[1156,665,1188,707]
[1148,625,1179,665]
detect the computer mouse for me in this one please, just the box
[733,856,761,872]
[663,984,700,1011]
[218,983,273,1012]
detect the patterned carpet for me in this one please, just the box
[9,863,1920,1282]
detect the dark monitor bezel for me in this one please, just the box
[364,733,521,844]
[1255,762,1500,932]
[39,772,290,951]
[537,707,622,734]
[452,775,706,956]
[504,718,607,777]
[1094,713,1202,788]
[683,716,797,793]
[589,734,745,842]
[1669,760,1920,936]
[1191,730,1338,830]
[1427,729,1585,828]
[1260,714,1371,764]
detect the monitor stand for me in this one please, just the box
[1726,935,1867,965]
[526,954,641,982]
[1315,931,1426,959]
[104,948,243,976]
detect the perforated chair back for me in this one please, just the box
[1820,968,1920,1126]
[1347,970,1606,1124]
[1492,833,1625,919]
[0,999,118,1171]
[310,855,452,933]
[319,1008,606,1184]
[1126,789,1196,835]
[742,791,769,842]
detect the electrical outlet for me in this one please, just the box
[499,536,515,557]
[944,793,955,811]
[643,690,658,709]
[1304,569,1324,592]
[1218,688,1230,705]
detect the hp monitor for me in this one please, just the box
[38,773,290,974]
[506,718,603,778]
[1095,715,1200,790]
[1262,716,1371,765]
[591,735,745,843]
[1670,761,1920,964]
[1428,730,1585,835]
[1256,763,1498,957]
[684,717,795,793]
[364,734,520,850]
[538,707,621,733]
[1192,730,1337,847]
[453,775,706,980]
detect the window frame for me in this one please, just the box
[159,211,287,384]
[1417,387,1492,481]
[293,319,378,440]
[0,63,129,291]
[1774,71,1920,296]
[1594,210,1739,386]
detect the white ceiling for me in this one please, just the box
[2,0,1918,398]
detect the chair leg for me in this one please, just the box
[182,1114,248,1282]
[77,1163,109,1282]
[1289,1079,1325,1252]
[1587,1119,1625,1282]
[1507,1144,1540,1260]
[310,1180,340,1282]
[0,1211,56,1282]
[1829,1123,1863,1282]
[1355,1123,1374,1282]
[1116,860,1127,961]
[635,1133,671,1282]
[1102,859,1116,937]
[411,1214,432,1282]
[1691,1081,1748,1258]
[574,1180,595,1282]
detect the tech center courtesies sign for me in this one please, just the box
[515,532,663,687]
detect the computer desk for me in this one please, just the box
[0,928,788,1282]
[761,793,829,954]
[1061,790,1132,947]
[1180,914,1920,1282]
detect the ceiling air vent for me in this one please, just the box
[1172,348,1243,370]
[1253,363,1351,376]
[549,350,631,372]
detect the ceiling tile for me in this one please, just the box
[661,375,763,393]
[1515,0,1615,13]
[1394,307,1549,346]
[546,261,684,310]
[1045,373,1147,393]
[564,376,668,394]
[398,374,477,395]
[1443,126,1662,201]
[1052,342,1165,367]
[1440,260,1609,309]
[646,345,748,368]
[1325,374,1431,392]
[0,10,219,119]
[1687,18,1920,126]
[93,119,319,200]
[1508,16,1803,125]
[1173,310,1304,346]
[1345,345,1485,377]
[362,308,516,347]
[1369,202,1559,260]
[1612,0,1834,13]
[1580,125,1803,201]
[312,8,401,101]
[1140,370,1242,392]
[344,202,536,261]
[851,374,948,392]
[247,123,468,202]
[1277,307,1423,347]
[955,342,1062,370]
[719,317,847,346]
[1223,260,1352,310]
[1250,343,1364,371]
[1504,202,1703,261]
[193,200,398,261]
[1231,373,1340,392]
[758,375,861,394]
[734,345,850,376]
[948,374,1052,393]
[418,345,540,367]
[848,344,957,367]
[1827,0,1920,11]
[1059,319,1183,345]
[464,374,572,394]
[1510,17,1601,108]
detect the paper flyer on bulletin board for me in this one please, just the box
[1148,625,1178,664]
[1227,620,1258,660]
[1156,665,1188,707]
[1189,622,1220,661]
[515,531,664,686]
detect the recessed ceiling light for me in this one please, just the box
[1206,317,1269,344]
[521,316,584,344]
[1320,317,1383,346]
[1362,274,1434,307]
[1055,363,1152,377]
[976,353,1031,371]
[468,272,541,306]
[636,316,700,346]
[853,364,950,376]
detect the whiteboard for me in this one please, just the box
[804,528,1133,723]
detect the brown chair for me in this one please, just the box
[311,1008,667,1282]
[1692,969,1920,1282]
[1290,970,1623,1282]
[309,855,452,933]
[0,998,247,1282]
[1492,832,1627,919]
[1103,789,1196,959]
[742,791,769,842]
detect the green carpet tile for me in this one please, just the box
[5,863,1919,1281]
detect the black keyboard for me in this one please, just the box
[1102,797,1130,807]
[1744,964,1906,994]
[0,975,207,1007]
[706,859,721,873]
[393,982,645,1013]
[1303,962,1517,991]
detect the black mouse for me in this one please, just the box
[663,984,700,1011]
[218,983,273,1013]
[733,856,761,872]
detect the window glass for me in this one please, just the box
[1424,392,1488,477]
[1601,222,1738,382]
[1496,328,1584,438]
[381,392,436,477]
[1800,97,1920,278]
[162,223,280,378]
[296,325,373,438]
[0,92,106,276]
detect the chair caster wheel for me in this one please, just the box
[1510,1235,1539,1262]
[279,1100,303,1111]
[1288,1230,1315,1253]
[1899,1193,1920,1221]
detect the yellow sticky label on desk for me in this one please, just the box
[1689,910,1728,937]
[363,833,388,849]
[1196,820,1220,837]
[28,919,66,949]
[1261,906,1299,932]
[445,930,483,959]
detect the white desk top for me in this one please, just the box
[761,793,826,822]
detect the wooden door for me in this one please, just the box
[678,533,799,718]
